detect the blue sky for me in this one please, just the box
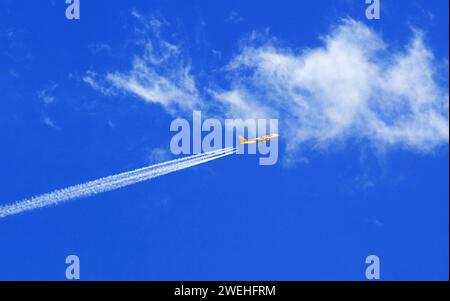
[0,0,448,280]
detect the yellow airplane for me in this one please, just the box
[239,134,279,144]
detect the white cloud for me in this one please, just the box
[85,17,449,163]
[42,116,59,130]
[210,88,275,119]
[83,70,116,96]
[220,19,449,155]
[84,12,200,115]
[38,82,57,104]
[227,10,244,24]
[105,56,199,114]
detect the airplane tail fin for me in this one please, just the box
[239,135,247,144]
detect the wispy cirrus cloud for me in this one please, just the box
[42,115,60,130]
[221,20,449,157]
[83,11,201,115]
[37,81,57,104]
[85,15,449,164]
[227,10,244,24]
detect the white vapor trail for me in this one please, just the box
[0,147,235,218]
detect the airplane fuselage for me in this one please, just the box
[239,134,279,144]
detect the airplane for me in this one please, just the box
[239,134,279,144]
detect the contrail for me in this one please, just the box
[0,147,235,218]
